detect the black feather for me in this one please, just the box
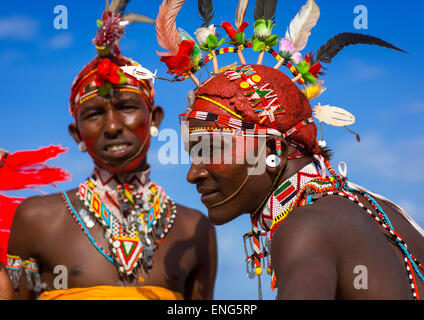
[314,32,406,64]
[198,0,214,26]
[254,0,278,22]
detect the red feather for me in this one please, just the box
[221,22,237,39]
[0,145,70,264]
[0,195,23,264]
[0,145,70,190]
[160,40,195,75]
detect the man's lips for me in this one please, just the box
[197,187,220,205]
[101,142,134,162]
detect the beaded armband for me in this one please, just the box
[6,254,42,292]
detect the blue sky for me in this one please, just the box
[1,0,424,300]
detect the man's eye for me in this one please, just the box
[118,105,137,112]
[85,111,102,120]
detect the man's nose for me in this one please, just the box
[104,109,123,139]
[186,162,209,184]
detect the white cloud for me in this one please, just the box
[406,101,424,114]
[0,16,39,40]
[0,48,26,64]
[348,58,384,79]
[335,133,424,183]
[47,33,74,49]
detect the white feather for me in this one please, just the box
[120,65,157,83]
[285,0,320,51]
[313,103,356,127]
[235,0,249,29]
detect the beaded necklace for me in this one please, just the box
[260,160,424,300]
[243,162,321,298]
[62,167,177,278]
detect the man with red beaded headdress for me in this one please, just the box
[6,1,216,300]
[155,0,424,299]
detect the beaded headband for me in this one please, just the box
[155,0,405,147]
[70,63,155,116]
[69,0,157,117]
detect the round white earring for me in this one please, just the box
[150,126,159,137]
[78,141,87,152]
[266,154,281,168]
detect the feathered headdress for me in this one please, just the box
[94,0,154,57]
[70,0,157,117]
[154,0,405,144]
[152,0,407,298]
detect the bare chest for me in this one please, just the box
[37,201,195,294]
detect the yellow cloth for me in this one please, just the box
[39,285,183,300]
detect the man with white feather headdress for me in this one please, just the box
[154,0,424,299]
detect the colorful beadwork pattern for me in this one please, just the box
[74,179,176,277]
[261,163,321,231]
[225,65,282,127]
[187,110,313,140]
[6,254,42,292]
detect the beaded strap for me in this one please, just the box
[60,191,117,266]
[307,189,424,300]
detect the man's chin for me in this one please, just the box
[206,206,241,226]
[92,154,145,174]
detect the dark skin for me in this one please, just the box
[0,262,13,300]
[187,119,424,300]
[8,91,217,300]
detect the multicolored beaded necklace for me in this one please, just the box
[243,162,322,299]
[61,166,176,279]
[245,159,424,300]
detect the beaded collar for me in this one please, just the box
[247,160,424,300]
[88,166,150,225]
[259,162,321,231]
[70,166,176,277]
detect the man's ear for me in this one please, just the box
[150,105,164,129]
[68,123,82,145]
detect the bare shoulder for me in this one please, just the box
[273,195,340,240]
[11,191,69,229]
[8,190,73,256]
[271,195,357,263]
[174,203,214,233]
[171,203,216,249]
